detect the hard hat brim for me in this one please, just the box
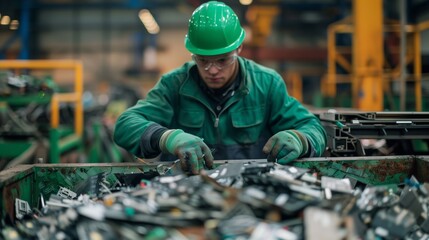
[185,29,246,56]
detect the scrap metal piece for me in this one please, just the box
[57,187,77,199]
[304,207,348,240]
[356,186,399,211]
[371,206,416,239]
[15,198,32,220]
[399,186,426,224]
[321,176,353,194]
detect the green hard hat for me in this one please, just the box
[184,1,246,56]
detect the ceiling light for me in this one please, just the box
[240,0,253,5]
[10,20,19,30]
[1,15,10,25]
[139,9,160,35]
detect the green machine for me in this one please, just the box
[0,60,85,168]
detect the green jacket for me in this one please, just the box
[114,57,326,161]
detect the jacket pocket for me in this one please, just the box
[231,107,264,144]
[178,109,204,130]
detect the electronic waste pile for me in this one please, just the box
[2,161,429,240]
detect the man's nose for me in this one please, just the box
[206,63,219,74]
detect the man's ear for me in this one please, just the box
[237,45,243,54]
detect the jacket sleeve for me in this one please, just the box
[267,73,327,157]
[113,74,180,158]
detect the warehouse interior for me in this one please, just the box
[2,0,429,239]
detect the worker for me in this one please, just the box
[113,1,327,174]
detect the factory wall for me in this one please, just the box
[29,7,192,99]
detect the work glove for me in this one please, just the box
[159,129,214,174]
[262,130,308,165]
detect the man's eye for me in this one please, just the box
[198,59,209,64]
[216,58,227,64]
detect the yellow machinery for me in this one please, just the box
[284,71,303,102]
[323,0,429,111]
[245,4,306,102]
[246,4,280,48]
[0,60,83,164]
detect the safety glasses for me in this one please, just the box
[192,53,237,71]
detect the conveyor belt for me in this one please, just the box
[319,111,429,156]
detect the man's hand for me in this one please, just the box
[262,130,308,164]
[160,129,213,174]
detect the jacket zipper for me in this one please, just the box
[214,118,219,128]
[184,90,248,145]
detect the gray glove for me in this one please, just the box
[159,129,213,174]
[262,130,308,164]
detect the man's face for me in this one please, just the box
[192,48,241,89]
